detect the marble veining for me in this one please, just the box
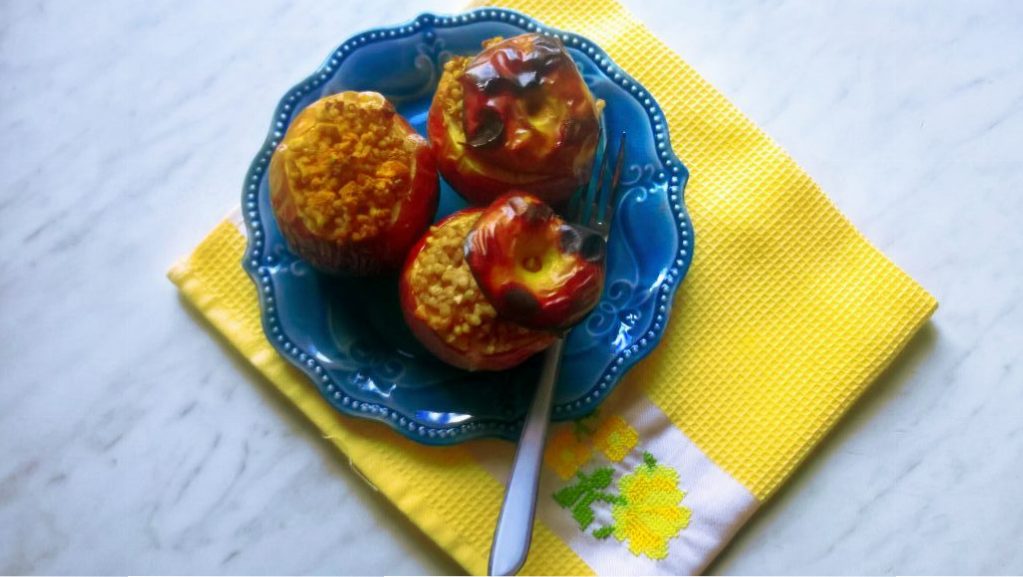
[1,0,1021,574]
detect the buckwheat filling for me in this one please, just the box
[406,211,547,354]
[277,91,414,243]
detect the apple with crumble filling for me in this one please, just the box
[269,91,438,275]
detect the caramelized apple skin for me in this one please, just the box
[400,209,556,371]
[428,34,602,207]
[465,192,606,330]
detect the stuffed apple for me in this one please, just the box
[269,91,438,275]
[400,208,557,371]
[428,34,603,207]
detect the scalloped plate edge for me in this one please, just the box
[241,7,694,445]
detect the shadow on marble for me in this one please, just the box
[177,295,467,576]
[706,322,939,575]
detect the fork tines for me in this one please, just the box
[568,131,627,237]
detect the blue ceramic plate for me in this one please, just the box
[242,8,694,444]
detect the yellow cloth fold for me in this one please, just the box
[169,0,936,573]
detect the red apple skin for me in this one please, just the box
[465,192,606,331]
[270,92,438,276]
[374,123,439,269]
[427,34,602,207]
[399,209,556,371]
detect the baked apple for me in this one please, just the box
[428,34,603,206]
[466,193,605,330]
[400,208,557,371]
[269,91,438,275]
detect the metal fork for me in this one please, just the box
[488,132,628,577]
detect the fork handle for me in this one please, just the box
[488,338,565,576]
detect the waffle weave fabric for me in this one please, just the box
[169,1,936,573]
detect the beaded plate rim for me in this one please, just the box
[241,7,694,444]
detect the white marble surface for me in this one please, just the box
[1,0,1021,574]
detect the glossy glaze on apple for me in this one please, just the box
[428,34,603,206]
[466,193,605,330]
[400,209,557,371]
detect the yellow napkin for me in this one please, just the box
[169,0,936,574]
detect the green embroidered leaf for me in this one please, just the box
[592,525,615,540]
[571,499,596,530]
[594,491,625,506]
[589,466,614,489]
[553,483,586,509]
[554,465,621,530]
[642,451,657,468]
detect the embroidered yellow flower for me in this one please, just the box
[544,426,593,480]
[593,415,638,462]
[611,454,691,560]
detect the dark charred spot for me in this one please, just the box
[477,74,516,95]
[466,108,505,149]
[465,34,571,95]
[504,285,540,317]
[579,231,606,263]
